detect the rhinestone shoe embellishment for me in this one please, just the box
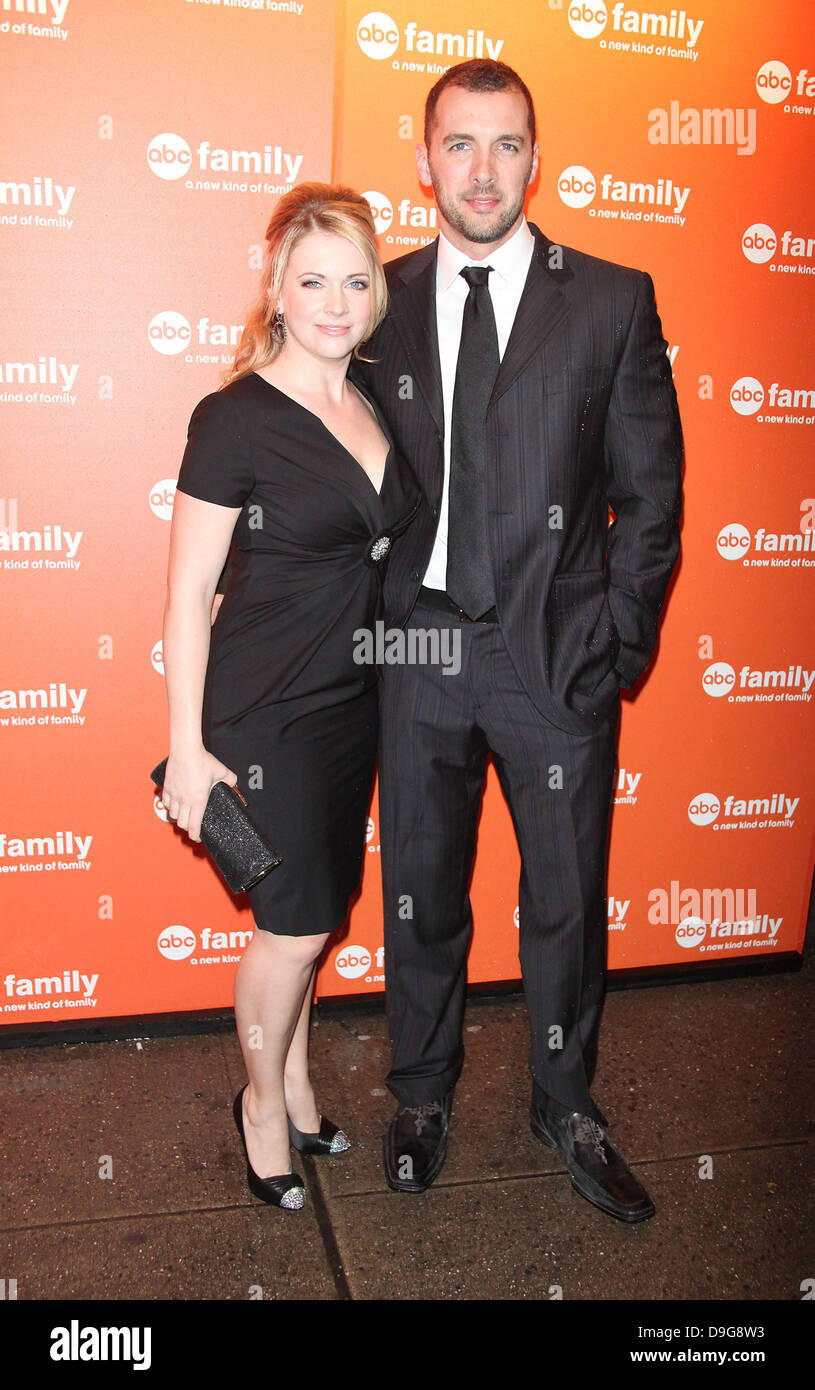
[330,1129,351,1154]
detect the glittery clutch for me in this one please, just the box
[150,757,282,894]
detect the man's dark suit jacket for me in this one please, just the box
[354,223,684,737]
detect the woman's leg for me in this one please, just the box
[233,928,328,1179]
[283,962,322,1133]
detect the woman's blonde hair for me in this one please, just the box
[224,183,387,384]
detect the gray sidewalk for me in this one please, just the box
[1,948,812,1301]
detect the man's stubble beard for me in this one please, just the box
[428,161,533,246]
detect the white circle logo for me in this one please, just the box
[362,190,393,235]
[675,916,706,949]
[153,794,170,824]
[151,639,165,674]
[356,11,399,59]
[158,926,196,961]
[557,164,596,209]
[513,906,520,928]
[148,310,191,356]
[730,376,764,416]
[365,817,376,843]
[335,944,372,979]
[716,523,751,559]
[755,60,792,104]
[688,794,720,827]
[147,132,192,181]
[702,662,736,698]
[567,3,608,39]
[149,479,176,521]
[742,223,777,264]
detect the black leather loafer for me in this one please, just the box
[383,1094,452,1193]
[531,1102,655,1223]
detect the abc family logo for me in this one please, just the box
[742,224,815,269]
[157,926,252,962]
[674,916,707,949]
[147,133,192,181]
[355,10,399,58]
[755,60,815,105]
[361,190,437,239]
[362,190,393,235]
[716,520,815,562]
[149,479,176,521]
[716,523,751,560]
[567,3,703,47]
[701,662,735,698]
[333,943,385,979]
[355,11,504,63]
[687,791,798,828]
[147,311,244,356]
[730,377,815,418]
[701,661,815,699]
[146,133,303,184]
[157,926,196,961]
[557,165,688,218]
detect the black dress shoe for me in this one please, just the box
[532,1082,609,1131]
[531,1102,655,1223]
[233,1086,305,1210]
[288,1115,351,1155]
[383,1094,452,1193]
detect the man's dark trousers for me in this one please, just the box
[378,596,618,1122]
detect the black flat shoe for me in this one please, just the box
[383,1094,452,1193]
[531,1101,655,1223]
[288,1115,351,1155]
[233,1086,305,1210]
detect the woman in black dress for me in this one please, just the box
[161,185,419,1210]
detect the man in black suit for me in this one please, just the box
[354,60,682,1222]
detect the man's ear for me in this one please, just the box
[416,142,431,188]
[529,141,540,186]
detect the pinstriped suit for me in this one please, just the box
[353,224,682,1113]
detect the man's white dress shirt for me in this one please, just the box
[422,217,536,591]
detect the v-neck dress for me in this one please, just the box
[175,370,420,935]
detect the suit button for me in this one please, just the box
[431,505,439,518]
[410,569,420,583]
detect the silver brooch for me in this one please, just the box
[369,535,392,563]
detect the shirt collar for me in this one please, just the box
[436,217,534,294]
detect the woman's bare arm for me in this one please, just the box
[161,490,241,840]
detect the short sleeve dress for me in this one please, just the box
[175,370,421,935]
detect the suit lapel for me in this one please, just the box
[384,227,572,420]
[489,226,573,405]
[388,244,444,434]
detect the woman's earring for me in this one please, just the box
[272,309,286,343]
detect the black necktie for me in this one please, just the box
[446,265,499,619]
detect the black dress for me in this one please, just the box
[175,370,420,935]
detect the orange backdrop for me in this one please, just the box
[2,0,813,1026]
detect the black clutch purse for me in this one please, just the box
[150,758,282,894]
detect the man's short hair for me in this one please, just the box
[424,59,537,147]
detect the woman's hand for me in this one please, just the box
[161,747,238,842]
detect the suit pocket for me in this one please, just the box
[548,570,620,711]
